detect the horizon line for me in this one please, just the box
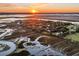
[0,12,79,14]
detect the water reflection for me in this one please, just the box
[0,14,79,56]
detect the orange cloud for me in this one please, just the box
[0,3,78,13]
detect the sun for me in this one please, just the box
[31,9,38,13]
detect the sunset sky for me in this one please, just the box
[0,3,79,13]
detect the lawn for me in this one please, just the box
[64,33,79,42]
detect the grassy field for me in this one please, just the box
[64,33,79,42]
